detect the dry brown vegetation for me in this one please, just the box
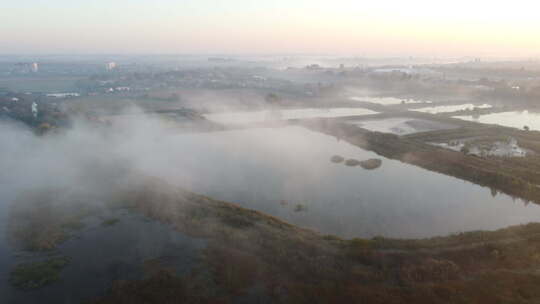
[11,177,540,303]
[91,177,540,303]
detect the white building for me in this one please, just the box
[31,102,38,118]
[106,62,117,71]
[46,93,81,98]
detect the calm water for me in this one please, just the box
[454,110,540,131]
[137,126,540,239]
[204,108,378,124]
[346,117,456,135]
[412,103,492,114]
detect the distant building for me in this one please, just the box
[114,86,130,91]
[46,93,80,98]
[106,62,117,71]
[305,64,322,70]
[13,62,39,74]
[252,75,266,81]
[434,137,527,158]
[490,137,526,157]
[31,102,38,118]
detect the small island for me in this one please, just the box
[359,158,382,170]
[344,158,382,170]
[330,155,345,163]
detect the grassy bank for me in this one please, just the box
[303,118,540,205]
[94,178,540,303]
[10,177,540,303]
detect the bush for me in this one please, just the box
[10,257,70,290]
[330,155,345,163]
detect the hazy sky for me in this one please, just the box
[2,0,539,57]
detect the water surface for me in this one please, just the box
[204,108,378,124]
[2,210,206,304]
[454,110,540,131]
[346,117,457,135]
[350,96,431,105]
[136,126,540,239]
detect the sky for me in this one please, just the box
[2,0,540,57]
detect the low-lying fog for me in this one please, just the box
[2,112,540,241]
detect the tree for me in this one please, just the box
[524,125,530,131]
[36,123,52,135]
[264,93,281,105]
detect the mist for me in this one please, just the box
[0,110,329,211]
[4,1,540,300]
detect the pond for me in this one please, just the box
[345,117,457,135]
[454,110,540,131]
[349,96,431,105]
[204,108,378,124]
[133,126,540,239]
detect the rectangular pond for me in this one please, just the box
[204,108,378,124]
[454,110,540,131]
[345,117,457,135]
[349,96,432,105]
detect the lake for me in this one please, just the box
[135,126,540,239]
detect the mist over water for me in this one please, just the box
[455,111,540,131]
[4,0,540,301]
[2,114,540,241]
[150,126,540,238]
